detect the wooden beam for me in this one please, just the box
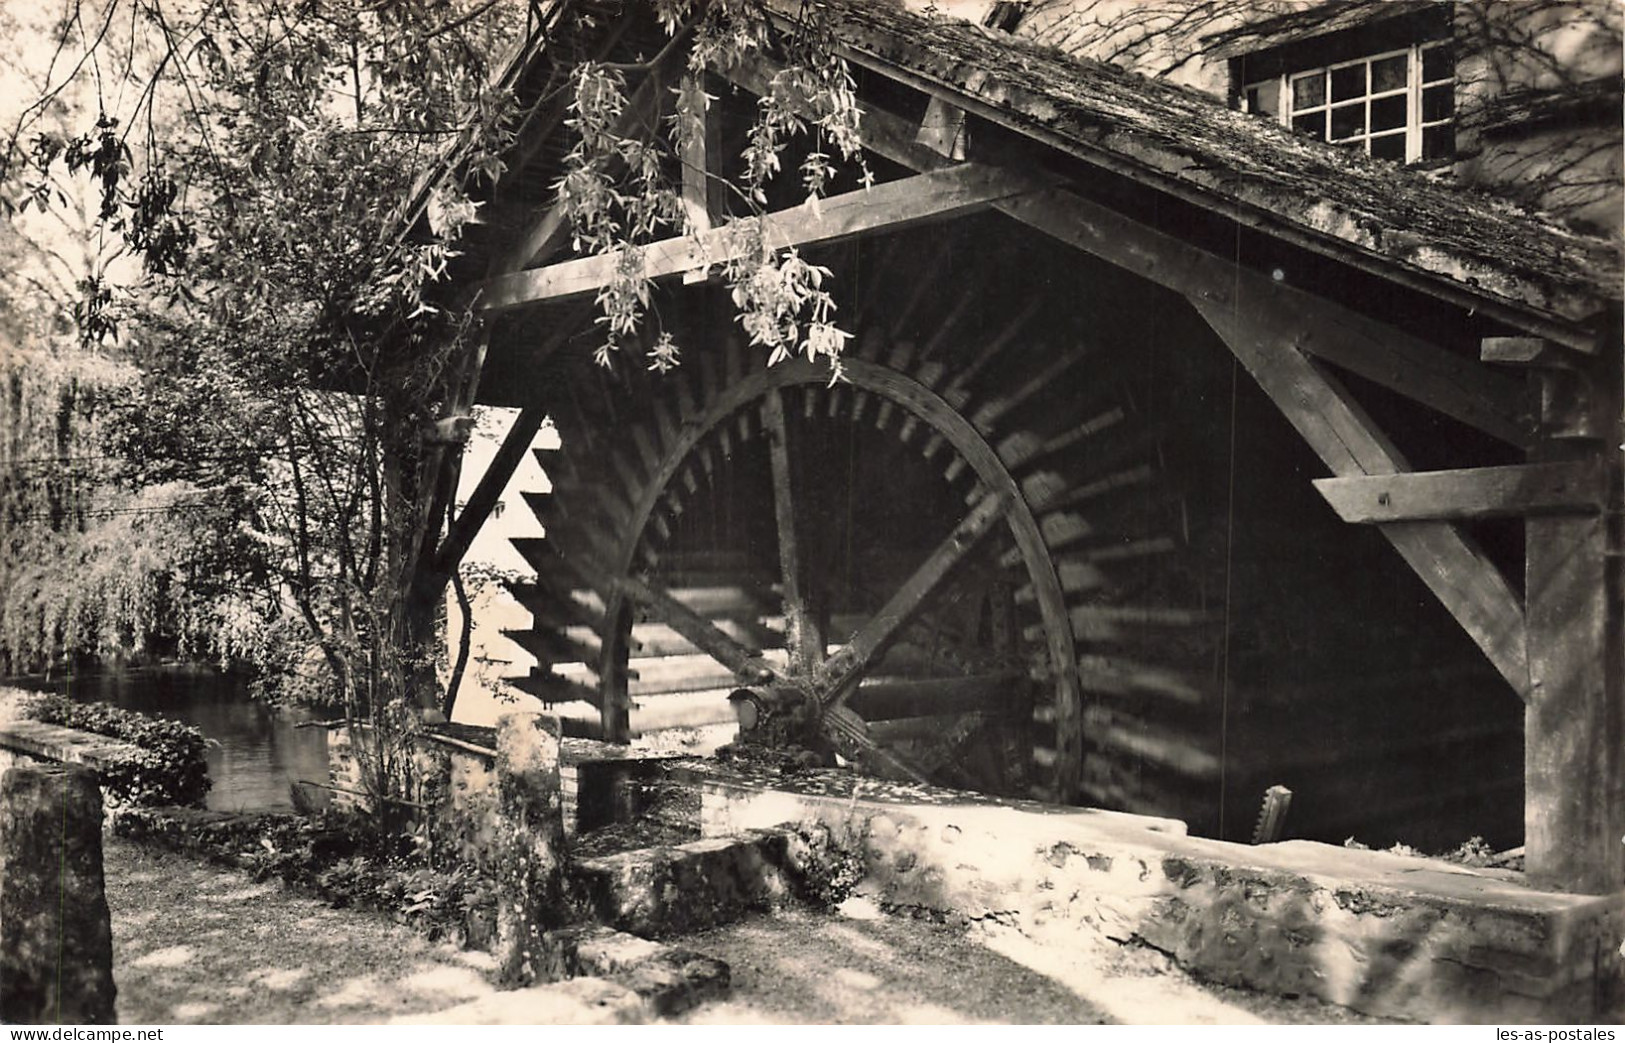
[428,407,546,582]
[678,73,724,234]
[761,389,826,673]
[476,162,1035,311]
[1001,188,1533,447]
[722,58,1532,448]
[848,672,1026,722]
[1313,460,1603,523]
[822,703,932,783]
[1194,299,1531,701]
[819,491,1012,708]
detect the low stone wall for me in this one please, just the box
[0,718,148,778]
[690,763,1624,1025]
[325,725,688,868]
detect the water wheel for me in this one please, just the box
[503,228,1218,805]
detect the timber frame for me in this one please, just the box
[421,0,1622,894]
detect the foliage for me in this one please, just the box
[787,820,867,909]
[553,0,867,376]
[1342,833,1507,869]
[0,0,536,768]
[0,0,877,765]
[113,803,499,945]
[20,692,210,806]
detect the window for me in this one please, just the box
[1244,42,1454,163]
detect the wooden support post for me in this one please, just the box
[1524,458,1624,892]
[428,407,547,581]
[678,74,725,235]
[1493,337,1625,893]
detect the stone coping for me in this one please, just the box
[330,721,695,770]
[675,759,1189,835]
[694,763,1594,912]
[0,718,147,771]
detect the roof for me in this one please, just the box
[765,0,1619,334]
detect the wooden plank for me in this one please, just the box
[1313,460,1603,523]
[1195,299,1531,701]
[476,163,1033,311]
[819,491,1011,707]
[614,574,777,685]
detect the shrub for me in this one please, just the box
[114,805,498,946]
[20,694,211,807]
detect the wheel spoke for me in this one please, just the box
[822,704,931,783]
[818,490,1012,708]
[762,388,826,673]
[614,574,777,684]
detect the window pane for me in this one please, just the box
[1422,44,1454,83]
[1371,54,1408,93]
[1247,83,1280,117]
[1423,124,1454,161]
[1292,72,1326,110]
[1371,94,1407,132]
[1370,133,1406,161]
[1292,110,1327,139]
[1331,63,1365,102]
[1422,84,1454,123]
[1330,102,1365,140]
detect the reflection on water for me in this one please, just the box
[14,667,332,812]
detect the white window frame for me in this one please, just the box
[1244,41,1453,164]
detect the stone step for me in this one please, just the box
[537,925,729,1017]
[569,827,804,938]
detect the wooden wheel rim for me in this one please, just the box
[597,354,1083,799]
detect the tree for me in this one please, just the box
[0,0,870,766]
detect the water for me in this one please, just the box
[11,666,332,812]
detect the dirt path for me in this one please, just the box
[103,836,501,1024]
[674,906,1108,1024]
[674,899,1395,1026]
[104,838,1395,1025]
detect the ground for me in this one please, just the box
[102,835,1398,1025]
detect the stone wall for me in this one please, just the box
[695,765,1625,1024]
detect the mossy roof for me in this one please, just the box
[771,0,1619,331]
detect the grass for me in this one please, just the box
[103,835,502,1024]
